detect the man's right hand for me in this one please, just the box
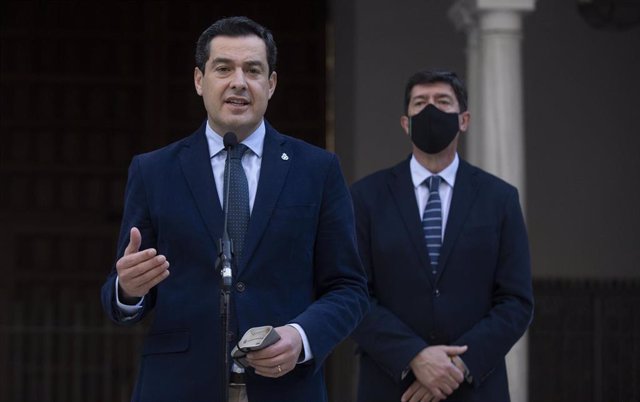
[409,344,467,401]
[116,227,170,302]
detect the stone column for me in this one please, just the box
[448,1,536,402]
[448,1,482,165]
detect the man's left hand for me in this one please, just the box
[245,325,302,378]
[401,380,433,402]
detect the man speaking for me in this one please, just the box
[101,16,368,402]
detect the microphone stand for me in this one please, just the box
[218,133,237,402]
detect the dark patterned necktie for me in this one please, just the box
[422,175,442,275]
[224,144,250,259]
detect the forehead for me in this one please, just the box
[410,82,457,101]
[208,35,268,64]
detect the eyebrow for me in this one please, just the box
[412,93,454,102]
[211,57,265,68]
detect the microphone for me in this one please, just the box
[223,131,238,148]
[219,131,238,402]
[220,132,238,289]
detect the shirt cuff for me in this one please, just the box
[287,323,313,363]
[115,276,144,320]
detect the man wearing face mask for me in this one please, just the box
[350,70,533,402]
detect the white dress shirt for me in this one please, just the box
[410,153,460,239]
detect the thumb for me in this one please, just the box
[444,345,468,356]
[124,227,142,256]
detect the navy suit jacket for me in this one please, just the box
[350,157,533,402]
[101,121,368,402]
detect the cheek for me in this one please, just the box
[204,84,223,101]
[254,87,272,104]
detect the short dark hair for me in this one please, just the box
[195,16,278,75]
[403,70,468,114]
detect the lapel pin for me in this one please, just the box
[281,153,289,161]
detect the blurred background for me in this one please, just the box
[1,1,639,401]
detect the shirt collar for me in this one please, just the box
[410,153,459,189]
[206,120,265,159]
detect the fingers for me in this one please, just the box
[429,386,447,401]
[401,380,431,402]
[448,360,465,384]
[442,344,468,356]
[410,345,466,400]
[451,356,466,377]
[124,227,142,256]
[438,363,464,395]
[441,345,467,385]
[118,254,170,298]
[251,361,294,378]
[248,340,295,378]
[246,326,302,378]
[116,227,170,298]
[124,255,170,287]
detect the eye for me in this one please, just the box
[215,65,231,74]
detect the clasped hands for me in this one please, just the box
[116,227,303,378]
[401,345,468,402]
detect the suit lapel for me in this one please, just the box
[178,123,224,252]
[388,159,432,277]
[240,124,290,272]
[436,160,479,282]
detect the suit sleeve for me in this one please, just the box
[349,181,428,383]
[453,188,534,387]
[101,156,159,325]
[290,155,369,371]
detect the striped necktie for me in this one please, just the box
[422,175,442,275]
[224,144,250,260]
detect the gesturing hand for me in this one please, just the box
[116,227,170,302]
[245,325,303,378]
[409,345,467,401]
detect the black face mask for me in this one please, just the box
[409,104,460,154]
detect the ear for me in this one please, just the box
[194,67,204,96]
[459,111,470,132]
[400,115,410,136]
[267,71,277,99]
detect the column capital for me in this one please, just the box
[449,0,536,32]
[448,0,477,32]
[476,0,535,12]
[449,0,536,26]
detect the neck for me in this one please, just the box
[210,119,262,142]
[413,139,458,174]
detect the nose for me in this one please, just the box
[230,68,247,90]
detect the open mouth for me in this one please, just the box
[225,98,250,106]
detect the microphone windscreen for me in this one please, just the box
[223,132,238,148]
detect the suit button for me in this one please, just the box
[236,282,246,292]
[228,331,236,342]
[429,333,437,341]
[433,289,440,297]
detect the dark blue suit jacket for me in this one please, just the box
[350,157,533,402]
[101,121,368,402]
